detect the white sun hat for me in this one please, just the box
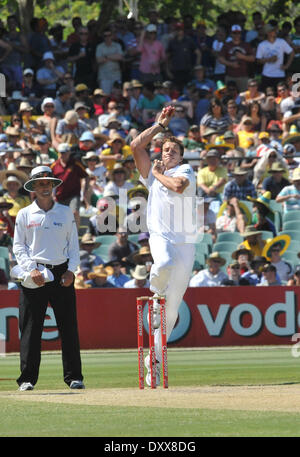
[23,165,62,192]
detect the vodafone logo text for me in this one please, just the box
[197,291,296,337]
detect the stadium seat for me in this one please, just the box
[212,241,238,253]
[282,211,300,224]
[282,221,300,231]
[0,247,10,276]
[198,232,213,247]
[194,252,206,268]
[92,245,111,262]
[128,234,140,244]
[216,232,243,244]
[269,200,283,215]
[286,240,299,252]
[278,230,300,242]
[215,251,233,265]
[195,243,209,256]
[282,252,299,267]
[95,235,116,245]
[260,230,274,241]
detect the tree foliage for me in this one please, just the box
[0,0,299,37]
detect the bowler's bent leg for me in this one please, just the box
[154,243,195,362]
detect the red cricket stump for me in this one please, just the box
[148,298,156,389]
[136,298,144,390]
[160,298,168,389]
[136,296,168,390]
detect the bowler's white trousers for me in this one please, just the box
[149,234,195,363]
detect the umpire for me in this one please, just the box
[13,165,85,391]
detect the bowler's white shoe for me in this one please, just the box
[19,382,34,391]
[145,354,160,387]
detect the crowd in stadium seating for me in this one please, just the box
[0,10,300,289]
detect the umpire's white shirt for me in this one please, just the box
[13,200,80,273]
[141,164,196,244]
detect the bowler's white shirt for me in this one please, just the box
[13,200,80,273]
[141,163,196,244]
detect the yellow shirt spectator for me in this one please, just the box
[100,133,132,171]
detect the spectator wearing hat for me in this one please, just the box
[231,244,254,274]
[268,124,283,153]
[236,116,256,150]
[191,64,217,94]
[166,22,201,92]
[82,150,106,185]
[240,225,266,257]
[253,147,289,188]
[276,167,300,213]
[86,265,115,288]
[197,148,228,200]
[218,25,255,92]
[282,144,299,179]
[80,232,104,266]
[241,255,266,285]
[100,133,133,172]
[95,28,124,95]
[98,100,121,130]
[92,128,109,154]
[124,264,150,289]
[34,135,58,162]
[0,197,14,237]
[68,26,96,87]
[261,234,293,283]
[92,89,108,116]
[18,101,41,138]
[223,261,250,286]
[262,162,290,199]
[0,163,30,212]
[224,166,256,201]
[182,125,204,151]
[103,163,134,202]
[248,191,277,237]
[105,258,130,288]
[137,24,165,84]
[54,85,73,117]
[128,80,143,120]
[51,142,89,228]
[55,110,89,145]
[36,51,65,97]
[256,24,294,91]
[216,201,241,234]
[189,252,228,287]
[21,68,43,103]
[36,97,57,141]
[73,83,94,113]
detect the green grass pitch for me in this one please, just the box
[1,346,300,437]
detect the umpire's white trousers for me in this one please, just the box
[149,234,195,362]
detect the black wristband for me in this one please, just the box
[158,122,166,131]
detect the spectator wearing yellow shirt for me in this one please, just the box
[240,225,266,257]
[100,133,132,171]
[197,149,227,199]
[237,116,256,149]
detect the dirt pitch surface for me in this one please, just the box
[2,384,300,412]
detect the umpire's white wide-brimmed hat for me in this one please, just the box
[24,166,63,192]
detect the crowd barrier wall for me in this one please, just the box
[0,287,299,353]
